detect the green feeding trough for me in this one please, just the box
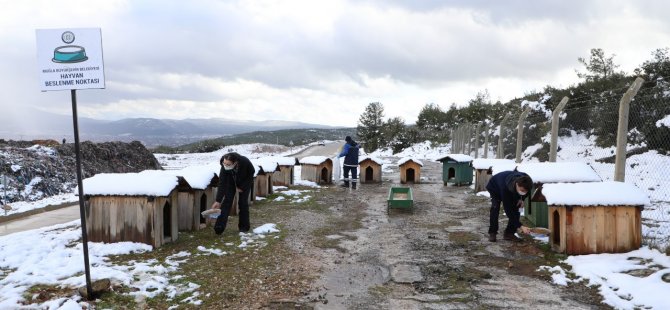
[387,187,414,213]
[518,162,602,228]
[437,154,474,186]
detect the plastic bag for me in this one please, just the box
[333,156,341,183]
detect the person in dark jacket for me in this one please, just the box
[211,152,255,234]
[338,136,360,189]
[486,170,533,242]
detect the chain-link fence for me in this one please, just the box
[448,85,670,251]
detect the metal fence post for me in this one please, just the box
[515,108,531,163]
[497,114,510,159]
[474,122,482,158]
[614,77,645,182]
[549,97,569,162]
[483,122,489,158]
[465,123,472,156]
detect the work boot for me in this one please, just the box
[351,182,357,190]
[340,181,349,188]
[503,232,523,242]
[488,233,497,242]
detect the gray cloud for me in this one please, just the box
[1,0,668,127]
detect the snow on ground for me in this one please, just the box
[0,220,280,308]
[370,140,451,162]
[0,193,78,218]
[4,138,670,308]
[549,132,670,250]
[656,114,670,127]
[273,186,314,203]
[155,143,308,170]
[539,247,670,309]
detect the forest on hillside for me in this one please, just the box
[357,48,670,156]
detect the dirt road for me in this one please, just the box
[258,160,605,309]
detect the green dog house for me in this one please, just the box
[520,162,602,228]
[437,154,474,186]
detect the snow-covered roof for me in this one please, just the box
[251,157,279,173]
[398,157,423,166]
[491,163,519,175]
[168,165,217,190]
[359,156,384,165]
[437,154,474,163]
[300,156,331,165]
[471,158,515,170]
[257,156,296,166]
[83,170,186,196]
[541,181,650,206]
[517,162,601,183]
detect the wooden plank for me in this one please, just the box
[584,207,597,254]
[594,206,606,253]
[109,202,117,242]
[615,206,633,252]
[172,193,179,243]
[102,200,110,243]
[178,192,191,231]
[116,199,124,243]
[602,206,615,253]
[633,207,642,249]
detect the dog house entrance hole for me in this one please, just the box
[320,167,329,183]
[365,166,374,181]
[200,193,208,224]
[407,168,415,183]
[163,201,172,240]
[448,167,455,179]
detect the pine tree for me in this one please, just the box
[357,102,385,152]
[576,48,623,82]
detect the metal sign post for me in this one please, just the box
[70,89,94,298]
[36,28,106,300]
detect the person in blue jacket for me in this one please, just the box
[486,170,533,242]
[338,136,360,189]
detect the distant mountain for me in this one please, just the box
[0,108,335,146]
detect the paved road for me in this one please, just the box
[291,142,342,159]
[0,204,81,236]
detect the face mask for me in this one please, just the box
[223,164,235,170]
[518,191,527,196]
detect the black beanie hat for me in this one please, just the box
[345,136,352,142]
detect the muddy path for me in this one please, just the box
[271,161,607,309]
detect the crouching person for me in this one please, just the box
[486,170,533,242]
[211,152,255,234]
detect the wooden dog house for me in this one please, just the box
[437,154,474,186]
[254,164,275,197]
[171,166,219,231]
[359,156,383,183]
[83,170,188,248]
[533,181,649,255]
[299,156,333,184]
[521,162,602,228]
[263,156,297,186]
[471,159,515,192]
[398,158,423,184]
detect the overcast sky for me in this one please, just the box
[2,0,669,127]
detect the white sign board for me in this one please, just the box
[36,28,105,91]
